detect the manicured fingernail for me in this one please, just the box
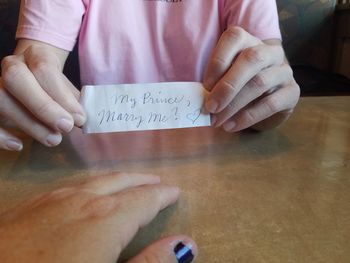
[223,121,236,132]
[205,99,218,113]
[72,113,86,127]
[46,133,62,147]
[5,139,23,151]
[174,242,194,263]
[57,118,74,133]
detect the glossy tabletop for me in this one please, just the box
[0,96,349,262]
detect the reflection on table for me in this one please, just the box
[0,96,349,262]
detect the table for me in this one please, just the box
[0,96,349,262]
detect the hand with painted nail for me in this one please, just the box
[0,172,197,263]
[0,39,86,151]
[204,26,300,133]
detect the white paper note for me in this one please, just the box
[80,82,211,134]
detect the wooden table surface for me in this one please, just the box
[0,96,349,262]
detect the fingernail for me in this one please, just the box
[205,99,218,113]
[72,113,86,127]
[223,121,236,132]
[5,139,23,151]
[57,118,74,133]
[174,242,194,263]
[46,133,62,147]
[204,76,216,90]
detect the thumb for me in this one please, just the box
[127,235,197,263]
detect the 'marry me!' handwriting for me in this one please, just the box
[98,110,169,128]
[81,82,211,133]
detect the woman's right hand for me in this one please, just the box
[0,40,86,151]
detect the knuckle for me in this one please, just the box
[1,61,22,84]
[142,186,164,210]
[25,45,37,57]
[250,73,268,90]
[283,65,294,79]
[29,60,53,75]
[210,57,228,72]
[25,45,60,70]
[227,100,236,110]
[35,101,52,115]
[274,46,285,64]
[225,26,245,41]
[242,109,257,124]
[243,47,265,64]
[1,55,17,70]
[81,196,118,219]
[25,45,46,60]
[221,79,239,94]
[264,96,280,113]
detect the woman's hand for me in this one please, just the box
[0,172,197,263]
[0,40,86,151]
[204,26,300,132]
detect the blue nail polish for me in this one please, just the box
[174,242,194,263]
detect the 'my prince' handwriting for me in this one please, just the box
[80,82,211,134]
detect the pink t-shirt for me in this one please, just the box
[16,0,281,86]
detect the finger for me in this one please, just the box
[206,44,285,114]
[0,113,17,127]
[203,26,261,91]
[212,64,293,127]
[0,88,62,147]
[80,184,180,254]
[250,109,295,131]
[3,173,162,218]
[128,235,197,263]
[115,185,180,250]
[11,173,162,215]
[1,55,74,133]
[24,46,86,126]
[222,82,300,132]
[0,126,23,151]
[79,172,161,195]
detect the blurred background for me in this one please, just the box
[1,0,349,95]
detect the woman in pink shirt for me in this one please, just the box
[0,0,299,151]
[0,1,300,261]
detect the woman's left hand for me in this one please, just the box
[0,172,197,263]
[204,26,300,132]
